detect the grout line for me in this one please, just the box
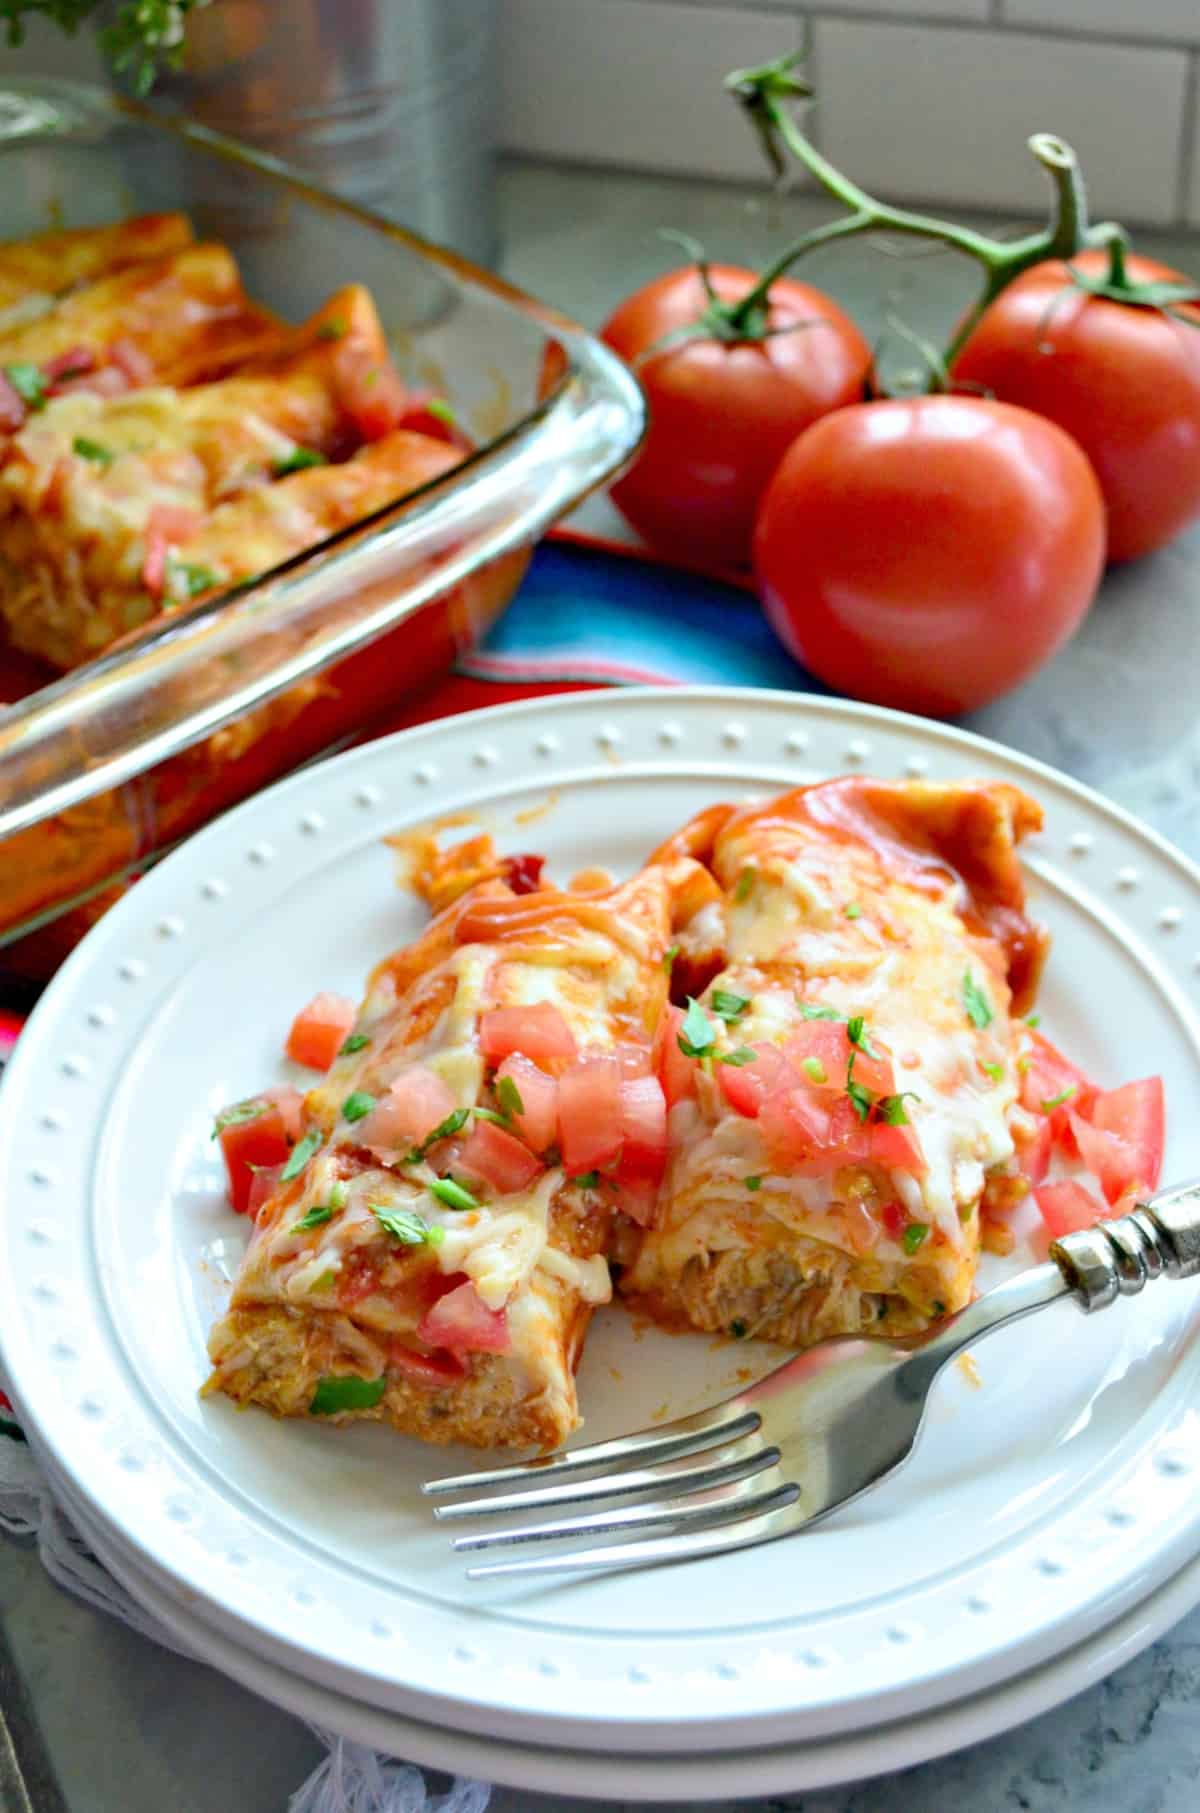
[646,0,1200,56]
[1177,48,1200,223]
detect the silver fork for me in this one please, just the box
[423,1180,1200,1579]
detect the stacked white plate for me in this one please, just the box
[3,688,1200,1802]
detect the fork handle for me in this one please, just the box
[1051,1177,1200,1309]
[902,1179,1200,1392]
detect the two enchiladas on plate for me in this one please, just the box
[204,776,1164,1452]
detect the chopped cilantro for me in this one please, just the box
[1041,1085,1077,1112]
[799,1002,842,1021]
[291,1204,333,1232]
[801,1056,827,1085]
[3,363,45,410]
[878,1092,919,1126]
[372,1203,439,1245]
[341,1091,376,1123]
[496,1074,524,1118]
[472,1106,510,1127]
[677,996,717,1060]
[982,1061,1005,1082]
[902,1222,930,1255]
[570,1171,600,1190]
[717,1046,757,1067]
[309,1375,385,1415]
[72,435,113,467]
[846,1015,879,1056]
[844,903,862,920]
[405,1106,470,1163]
[734,867,755,903]
[430,1177,479,1212]
[845,1053,874,1123]
[328,1181,349,1209]
[339,1033,370,1056]
[272,445,327,477]
[426,397,457,426]
[731,1319,748,1338]
[281,1130,322,1182]
[932,1300,947,1317]
[662,944,680,975]
[173,562,221,600]
[211,1097,266,1139]
[963,970,994,1030]
[316,318,347,341]
[711,990,750,1023]
[1026,1013,1041,1029]
[744,1175,763,1192]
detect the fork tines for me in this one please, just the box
[421,1402,802,1578]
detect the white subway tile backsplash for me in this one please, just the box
[0,16,104,82]
[814,18,1188,225]
[1004,0,1200,45]
[498,0,801,181]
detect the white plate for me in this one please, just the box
[39,1431,1200,1801]
[3,687,1200,1758]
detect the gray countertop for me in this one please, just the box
[3,156,1200,1813]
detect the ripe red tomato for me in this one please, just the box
[753,395,1105,716]
[953,250,1200,562]
[600,264,871,570]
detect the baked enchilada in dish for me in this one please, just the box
[0,216,469,669]
[205,834,682,1450]
[621,778,1048,1343]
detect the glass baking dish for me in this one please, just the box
[0,78,644,973]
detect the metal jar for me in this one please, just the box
[131,0,499,266]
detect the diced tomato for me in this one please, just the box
[1016,1117,1053,1187]
[611,1042,654,1079]
[142,529,168,599]
[479,1003,577,1066]
[499,852,545,895]
[394,391,473,450]
[617,1075,668,1185]
[1035,1179,1105,1238]
[458,1118,543,1195]
[358,1066,456,1151]
[760,1086,871,1175]
[653,1004,695,1107]
[217,1094,299,1214]
[55,365,128,399]
[496,1053,558,1153]
[333,341,409,441]
[617,1176,660,1227]
[782,1021,851,1089]
[870,1120,927,1174]
[1088,1077,1164,1198]
[418,1282,511,1354]
[1020,1030,1097,1122]
[42,344,96,387]
[881,1200,908,1240]
[285,992,356,1071]
[717,1043,793,1118]
[246,1161,283,1221]
[387,1341,468,1386]
[108,336,155,387]
[558,1052,622,1172]
[338,1251,382,1307]
[0,372,25,433]
[262,1084,305,1142]
[141,504,203,599]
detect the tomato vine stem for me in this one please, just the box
[723,50,1106,367]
